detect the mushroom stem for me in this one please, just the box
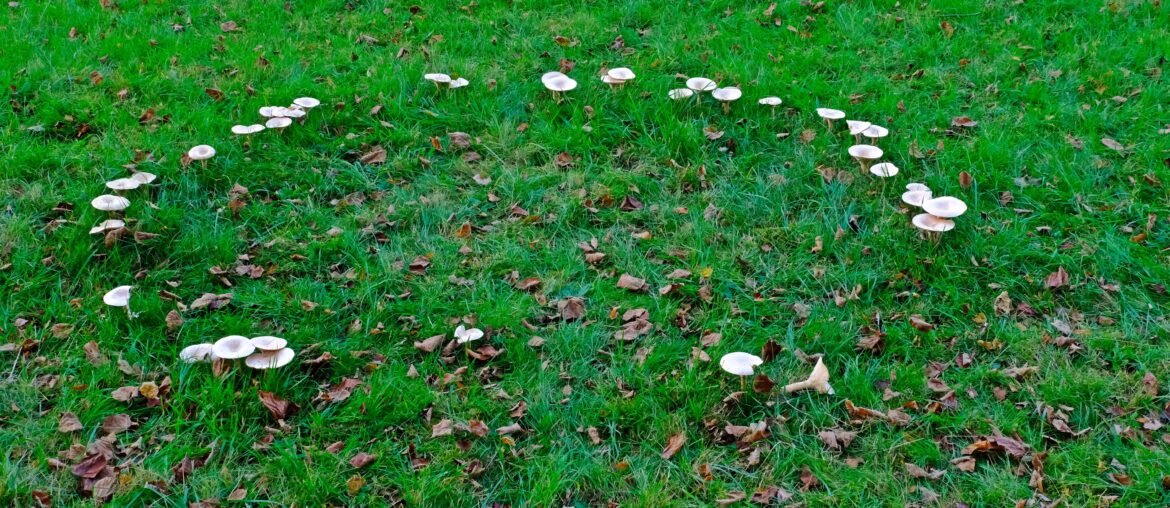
[770,107,776,119]
[854,133,862,144]
[739,376,745,391]
[857,159,872,174]
[825,119,833,130]
[722,102,730,115]
[211,358,231,378]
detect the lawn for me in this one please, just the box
[2,0,1169,506]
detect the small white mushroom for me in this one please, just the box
[259,106,280,118]
[89,219,125,235]
[424,73,453,86]
[266,117,293,129]
[869,162,899,178]
[922,196,968,218]
[541,71,567,83]
[231,124,266,135]
[607,67,635,81]
[250,336,288,351]
[906,183,931,192]
[711,87,742,113]
[179,343,215,363]
[912,213,956,233]
[293,97,320,109]
[92,195,130,212]
[600,74,626,87]
[816,108,846,128]
[187,145,216,161]
[102,285,132,307]
[245,348,296,369]
[758,96,782,117]
[448,78,470,89]
[685,77,717,93]
[902,189,933,207]
[105,178,141,191]
[543,75,577,101]
[668,88,695,100]
[846,120,872,143]
[847,144,884,173]
[455,325,485,345]
[719,352,764,376]
[783,357,834,395]
[212,335,255,360]
[281,108,306,119]
[863,124,889,144]
[129,172,157,184]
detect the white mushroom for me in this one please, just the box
[92,195,130,212]
[847,144,884,173]
[711,87,742,113]
[129,172,157,184]
[870,162,899,178]
[187,145,216,161]
[259,106,280,118]
[543,75,577,99]
[902,190,933,207]
[863,124,889,144]
[179,343,215,363]
[783,357,834,395]
[231,124,265,135]
[719,352,764,376]
[89,219,125,235]
[685,77,717,93]
[607,67,635,81]
[541,71,567,84]
[758,96,782,117]
[281,108,306,119]
[245,348,296,369]
[105,178,141,191]
[668,88,695,101]
[102,285,132,307]
[293,97,320,109]
[906,183,931,192]
[912,213,956,233]
[455,325,485,345]
[250,336,288,351]
[449,78,470,89]
[212,335,255,360]
[846,120,872,143]
[922,196,968,218]
[816,108,846,128]
[424,73,453,86]
[266,117,293,129]
[600,74,626,87]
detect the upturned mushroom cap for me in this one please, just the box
[863,125,889,139]
[544,75,577,92]
[600,74,625,85]
[293,97,320,108]
[870,162,899,177]
[89,219,125,235]
[685,77,717,92]
[266,117,293,129]
[902,189,933,207]
[188,145,216,160]
[455,325,485,345]
[129,172,157,184]
[424,73,453,84]
[906,183,931,192]
[783,357,834,394]
[245,348,296,369]
[758,96,782,106]
[922,196,968,218]
[711,87,742,102]
[668,88,695,100]
[816,108,846,120]
[847,144,884,161]
[912,213,956,232]
[179,343,215,363]
[847,120,873,135]
[541,71,567,83]
[449,78,470,88]
[719,352,764,376]
[607,67,635,81]
[250,336,288,351]
[105,178,141,191]
[212,335,255,360]
[102,285,132,307]
[232,124,266,135]
[92,195,130,212]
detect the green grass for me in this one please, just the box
[2,0,1169,505]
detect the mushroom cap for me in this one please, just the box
[607,67,635,81]
[600,74,625,85]
[232,124,266,135]
[847,144,884,160]
[245,348,296,369]
[250,335,288,351]
[912,213,956,232]
[902,189,933,207]
[870,162,899,177]
[91,194,130,211]
[922,196,968,218]
[541,71,567,83]
[293,97,320,108]
[807,358,834,394]
[266,117,293,129]
[102,285,132,307]
[105,178,141,191]
[758,96,782,106]
[424,73,452,83]
[816,108,846,120]
[449,77,470,88]
[129,172,157,184]
[846,120,873,135]
[544,75,577,92]
[212,335,255,360]
[259,106,280,118]
[89,219,125,235]
[179,343,215,363]
[668,88,695,100]
[685,77,717,92]
[455,325,485,344]
[188,145,216,160]
[719,352,764,376]
[906,182,930,192]
[863,124,889,138]
[281,108,306,118]
[711,87,742,102]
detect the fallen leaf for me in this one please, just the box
[661,432,686,459]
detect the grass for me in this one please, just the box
[2,0,1169,505]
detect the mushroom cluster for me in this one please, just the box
[601,67,635,87]
[903,185,968,239]
[671,76,781,116]
[424,73,470,90]
[541,71,578,100]
[181,335,297,373]
[233,96,321,137]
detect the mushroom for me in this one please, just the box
[711,87,742,114]
[259,106,280,118]
[816,108,846,129]
[846,120,872,143]
[667,88,695,101]
[608,67,635,81]
[250,336,288,351]
[187,145,216,168]
[212,335,255,360]
[922,196,968,218]
[600,74,626,87]
[862,124,889,144]
[758,96,782,118]
[541,71,567,83]
[179,343,215,363]
[720,352,764,390]
[869,162,899,177]
[129,172,157,184]
[89,219,125,235]
[102,285,136,318]
[901,189,933,207]
[906,183,930,192]
[543,74,577,101]
[266,117,293,130]
[783,357,834,395]
[105,178,141,192]
[231,124,265,135]
[449,78,470,89]
[91,194,130,213]
[424,73,453,89]
[847,144,884,173]
[912,213,956,234]
[685,77,717,93]
[454,325,485,345]
[245,348,296,369]
[293,97,320,109]
[281,107,306,119]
